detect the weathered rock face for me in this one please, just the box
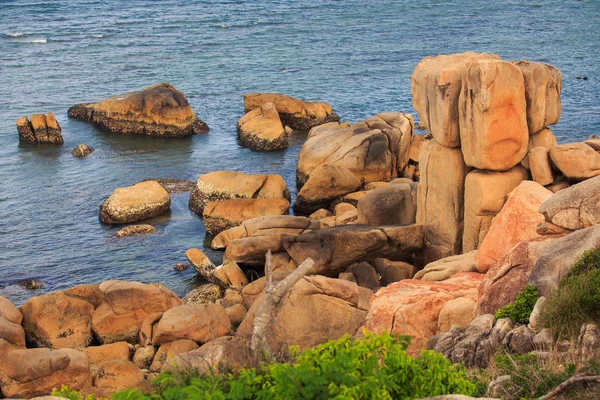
[92,281,182,344]
[243,93,339,130]
[68,82,208,137]
[212,262,249,290]
[237,102,288,151]
[81,342,131,377]
[185,248,216,280]
[414,251,477,282]
[364,272,484,355]
[17,113,64,144]
[71,144,94,157]
[182,284,223,305]
[223,234,292,265]
[114,224,157,238]
[0,296,25,348]
[512,61,562,134]
[411,52,500,147]
[463,166,529,252]
[475,181,552,273]
[189,171,289,215]
[93,359,148,397]
[477,236,561,315]
[549,142,600,181]
[296,113,414,188]
[539,175,600,231]
[20,291,95,349]
[417,139,471,263]
[237,276,370,353]
[150,339,199,372]
[370,259,416,285]
[459,59,529,171]
[283,224,423,276]
[294,165,362,214]
[356,182,418,226]
[202,197,290,235]
[528,147,554,186]
[0,348,91,398]
[99,181,171,225]
[152,304,231,346]
[529,226,600,296]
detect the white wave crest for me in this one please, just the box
[92,34,104,38]
[6,32,24,37]
[30,39,47,43]
[217,24,230,29]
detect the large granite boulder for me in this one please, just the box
[414,251,478,282]
[549,142,600,181]
[459,59,529,171]
[150,339,199,372]
[243,93,338,130]
[283,224,423,276]
[364,272,484,355]
[92,281,182,344]
[528,147,554,186]
[237,102,288,151]
[93,360,148,397]
[68,82,208,137]
[475,181,552,273]
[16,113,64,144]
[189,171,289,215]
[202,197,290,235]
[296,112,413,187]
[0,348,91,398]
[356,182,418,226]
[81,342,131,377]
[236,276,370,354]
[463,166,529,252]
[539,175,600,231]
[416,139,470,263]
[99,180,171,224]
[411,51,500,147]
[0,296,24,348]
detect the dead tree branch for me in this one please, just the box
[538,373,600,400]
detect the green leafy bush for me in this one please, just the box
[55,332,476,400]
[541,248,600,339]
[494,285,540,324]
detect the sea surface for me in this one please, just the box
[1,0,599,305]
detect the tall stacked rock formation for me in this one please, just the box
[68,82,208,137]
[17,113,63,144]
[412,52,562,263]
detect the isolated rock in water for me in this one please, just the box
[202,197,290,235]
[20,291,95,349]
[283,224,423,276]
[68,82,208,137]
[185,248,216,280]
[100,180,170,224]
[237,102,289,151]
[71,144,94,157]
[417,139,470,263]
[237,276,370,354]
[463,166,529,252]
[0,348,91,398]
[475,181,552,273]
[549,142,600,181]
[92,280,182,344]
[17,113,64,144]
[411,51,500,147]
[414,251,478,282]
[512,60,562,134]
[296,112,414,187]
[114,224,156,238]
[152,303,231,346]
[189,171,289,215]
[357,182,418,226]
[477,236,561,315]
[539,175,600,230]
[529,226,600,296]
[243,93,339,130]
[93,359,148,397]
[459,59,529,171]
[364,272,484,355]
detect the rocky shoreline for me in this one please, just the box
[3,51,600,399]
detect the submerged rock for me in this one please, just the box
[68,82,208,137]
[114,224,157,238]
[71,144,94,157]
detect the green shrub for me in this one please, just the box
[541,249,600,339]
[494,285,540,324]
[55,332,476,400]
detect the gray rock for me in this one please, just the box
[504,325,535,354]
[356,183,418,226]
[528,296,547,333]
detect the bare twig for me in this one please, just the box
[538,374,600,400]
[250,253,315,360]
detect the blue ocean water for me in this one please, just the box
[0,0,599,305]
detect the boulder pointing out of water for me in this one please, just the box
[237,102,289,151]
[100,180,171,224]
[17,113,64,144]
[68,82,208,137]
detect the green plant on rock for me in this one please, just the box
[541,248,600,339]
[494,284,540,324]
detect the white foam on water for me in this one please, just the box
[92,34,104,38]
[6,32,25,37]
[30,39,47,43]
[217,24,230,29]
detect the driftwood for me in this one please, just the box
[538,373,600,400]
[250,250,315,360]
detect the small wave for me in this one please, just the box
[91,34,104,38]
[217,24,230,29]
[5,32,25,37]
[30,39,47,43]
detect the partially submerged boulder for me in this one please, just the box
[189,171,289,215]
[17,113,64,144]
[243,93,339,130]
[68,82,208,137]
[100,180,171,224]
[237,102,288,151]
[114,224,156,238]
[202,198,290,235]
